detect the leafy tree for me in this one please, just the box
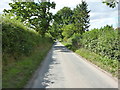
[51,7,73,39]
[62,24,76,39]
[80,25,119,60]
[49,22,59,39]
[50,22,64,40]
[4,1,56,37]
[73,0,90,34]
[54,7,73,25]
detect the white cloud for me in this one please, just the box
[90,10,118,20]
[88,1,118,29]
[90,17,118,29]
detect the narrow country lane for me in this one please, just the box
[26,42,118,88]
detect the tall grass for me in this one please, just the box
[3,41,53,88]
[76,48,118,77]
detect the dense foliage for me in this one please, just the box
[73,1,90,33]
[80,25,119,60]
[62,24,76,40]
[3,39,53,88]
[64,25,119,61]
[54,7,73,25]
[4,1,56,37]
[51,1,90,40]
[2,15,52,64]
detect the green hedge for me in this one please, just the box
[2,15,52,64]
[80,25,119,60]
[2,15,54,88]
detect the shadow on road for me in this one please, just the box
[53,45,71,53]
[26,42,71,88]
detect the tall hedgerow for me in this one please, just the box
[80,25,119,60]
[2,15,52,64]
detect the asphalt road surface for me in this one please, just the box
[26,42,118,88]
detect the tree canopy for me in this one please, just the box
[4,1,56,37]
[54,7,73,25]
[50,1,90,40]
[73,1,90,34]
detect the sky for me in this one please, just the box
[0,0,118,30]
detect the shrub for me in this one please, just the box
[80,25,119,60]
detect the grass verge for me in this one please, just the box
[75,48,118,77]
[2,42,53,88]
